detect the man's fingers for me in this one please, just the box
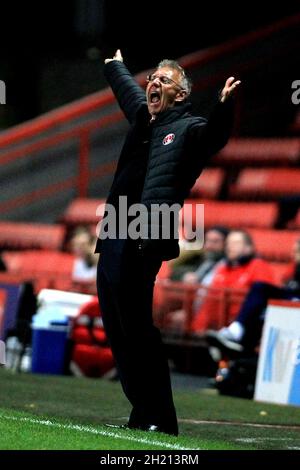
[115,49,123,61]
[220,78,241,102]
[229,80,241,90]
[226,76,235,87]
[225,80,241,97]
[225,77,241,89]
[104,49,123,64]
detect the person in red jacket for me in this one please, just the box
[191,230,274,332]
[206,238,300,355]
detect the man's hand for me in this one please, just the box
[220,77,241,103]
[182,272,198,284]
[104,49,123,64]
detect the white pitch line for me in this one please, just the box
[179,418,300,431]
[236,438,298,443]
[111,416,300,432]
[0,415,201,451]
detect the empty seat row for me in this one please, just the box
[248,228,300,262]
[189,168,225,199]
[3,250,75,276]
[0,222,65,250]
[183,199,278,230]
[215,138,300,166]
[61,198,106,226]
[230,168,300,199]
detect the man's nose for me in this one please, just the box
[152,77,161,86]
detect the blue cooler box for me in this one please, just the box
[31,322,69,374]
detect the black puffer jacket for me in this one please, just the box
[95,61,234,260]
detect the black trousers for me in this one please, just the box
[96,239,178,434]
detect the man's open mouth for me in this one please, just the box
[149,90,161,104]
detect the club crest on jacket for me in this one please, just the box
[162,133,175,146]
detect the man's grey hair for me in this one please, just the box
[157,59,192,96]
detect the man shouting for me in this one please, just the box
[95,49,240,436]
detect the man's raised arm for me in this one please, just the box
[104,49,146,124]
[188,76,241,168]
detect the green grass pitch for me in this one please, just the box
[1,368,300,450]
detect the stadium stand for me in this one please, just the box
[229,168,300,200]
[0,222,65,251]
[2,250,74,276]
[247,228,300,262]
[270,261,293,286]
[215,138,300,167]
[1,250,76,292]
[183,199,278,230]
[189,168,225,199]
[61,198,106,227]
[0,14,300,378]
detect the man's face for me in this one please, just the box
[71,233,91,258]
[204,230,226,256]
[225,232,253,262]
[146,66,186,117]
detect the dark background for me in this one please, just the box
[0,1,299,127]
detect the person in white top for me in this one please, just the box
[70,227,98,282]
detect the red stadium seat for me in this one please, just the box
[189,168,225,199]
[3,250,75,276]
[2,250,76,292]
[248,229,300,262]
[269,262,292,286]
[182,199,278,230]
[229,168,300,199]
[0,222,65,251]
[0,270,71,294]
[62,198,106,226]
[1,249,98,294]
[215,138,300,166]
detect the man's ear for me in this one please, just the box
[175,90,187,102]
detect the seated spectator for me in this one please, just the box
[190,230,275,332]
[182,226,229,285]
[166,227,228,330]
[169,239,203,281]
[70,227,99,282]
[206,238,300,355]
